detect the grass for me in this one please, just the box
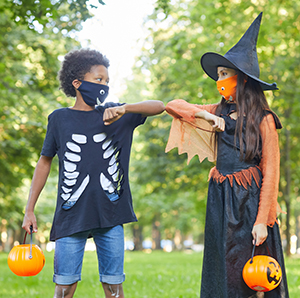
[0,250,299,297]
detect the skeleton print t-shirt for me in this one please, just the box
[41,103,146,241]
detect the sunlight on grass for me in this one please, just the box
[0,251,299,297]
[284,255,300,297]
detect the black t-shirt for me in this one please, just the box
[41,103,146,241]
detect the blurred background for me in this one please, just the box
[1,0,300,257]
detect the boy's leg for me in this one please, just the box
[53,231,88,298]
[54,283,78,298]
[102,283,124,298]
[93,225,125,298]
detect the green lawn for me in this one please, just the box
[0,250,299,297]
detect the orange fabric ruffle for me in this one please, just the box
[165,99,218,164]
[208,164,283,227]
[208,166,261,190]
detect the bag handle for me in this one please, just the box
[23,225,33,259]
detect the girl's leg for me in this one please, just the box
[249,293,264,298]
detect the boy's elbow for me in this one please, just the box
[157,101,165,113]
[148,100,165,115]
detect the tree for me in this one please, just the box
[2,0,105,28]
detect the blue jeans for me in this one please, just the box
[53,225,125,285]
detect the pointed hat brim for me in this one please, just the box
[200,52,278,91]
[200,12,278,91]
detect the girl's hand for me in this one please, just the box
[252,223,268,246]
[103,105,126,125]
[195,110,225,132]
[208,115,225,132]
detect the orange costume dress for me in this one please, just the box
[166,99,289,298]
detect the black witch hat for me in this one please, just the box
[201,12,278,91]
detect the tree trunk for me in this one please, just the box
[14,227,24,246]
[296,212,300,252]
[283,128,291,256]
[132,224,143,251]
[174,229,183,250]
[4,228,14,252]
[152,218,161,250]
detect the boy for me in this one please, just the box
[22,48,165,298]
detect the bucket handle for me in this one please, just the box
[23,225,33,259]
[250,239,271,264]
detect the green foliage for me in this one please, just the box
[155,0,171,16]
[130,113,209,240]
[2,0,105,29]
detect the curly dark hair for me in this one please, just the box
[58,48,110,97]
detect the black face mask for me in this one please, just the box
[78,80,109,106]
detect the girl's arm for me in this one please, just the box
[166,99,218,121]
[252,114,280,245]
[194,110,225,132]
[22,155,53,234]
[103,100,165,125]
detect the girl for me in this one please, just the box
[165,13,289,298]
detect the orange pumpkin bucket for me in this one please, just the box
[242,241,282,292]
[7,226,45,276]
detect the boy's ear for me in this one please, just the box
[72,79,81,89]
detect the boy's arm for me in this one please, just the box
[103,100,165,125]
[22,155,53,234]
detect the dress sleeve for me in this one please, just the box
[254,114,283,227]
[165,99,218,164]
[166,99,218,122]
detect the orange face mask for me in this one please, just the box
[216,74,238,101]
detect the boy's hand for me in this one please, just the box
[103,105,126,125]
[22,211,38,234]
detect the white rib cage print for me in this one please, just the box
[61,132,123,210]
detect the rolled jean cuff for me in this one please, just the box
[100,273,125,284]
[53,274,81,285]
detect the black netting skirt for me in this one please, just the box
[200,174,289,298]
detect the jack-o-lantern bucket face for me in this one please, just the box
[7,244,45,276]
[242,255,282,292]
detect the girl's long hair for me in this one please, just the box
[214,70,270,162]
